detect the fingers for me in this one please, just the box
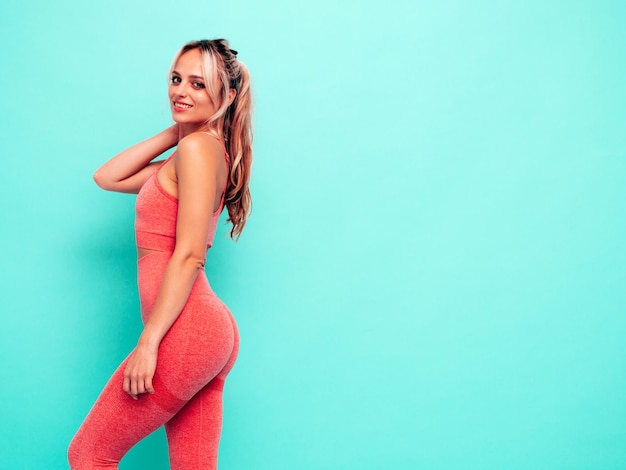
[131,378,141,398]
[122,348,157,399]
[123,366,141,400]
[123,370,154,399]
[123,374,131,395]
[145,376,155,394]
[123,373,139,400]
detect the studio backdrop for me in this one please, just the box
[1,1,625,469]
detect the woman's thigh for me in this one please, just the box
[69,294,237,467]
[165,310,239,470]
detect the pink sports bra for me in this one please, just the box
[135,139,229,252]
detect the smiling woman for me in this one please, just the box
[169,49,236,128]
[68,39,253,470]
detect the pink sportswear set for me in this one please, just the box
[69,140,239,469]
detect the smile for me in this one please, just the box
[173,101,192,109]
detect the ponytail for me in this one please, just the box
[224,62,252,239]
[172,39,253,240]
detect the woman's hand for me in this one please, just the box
[123,341,158,400]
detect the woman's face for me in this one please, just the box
[169,48,217,129]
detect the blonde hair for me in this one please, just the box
[170,39,253,240]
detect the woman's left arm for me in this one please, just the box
[123,133,225,400]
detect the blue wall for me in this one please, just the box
[1,1,625,468]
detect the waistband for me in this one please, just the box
[136,231,176,252]
[136,231,212,252]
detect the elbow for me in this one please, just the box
[186,254,207,271]
[93,169,114,190]
[172,251,207,271]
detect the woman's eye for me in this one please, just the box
[170,76,181,84]
[192,81,205,89]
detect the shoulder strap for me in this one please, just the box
[200,131,229,164]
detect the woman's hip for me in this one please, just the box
[136,251,227,323]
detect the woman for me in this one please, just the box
[69,39,252,470]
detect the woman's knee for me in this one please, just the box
[68,434,118,470]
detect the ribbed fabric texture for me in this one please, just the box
[135,141,229,251]
[69,252,239,469]
[69,140,237,469]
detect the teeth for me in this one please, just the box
[175,101,192,109]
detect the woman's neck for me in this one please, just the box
[178,123,211,140]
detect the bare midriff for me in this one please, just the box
[137,247,166,260]
[137,246,209,261]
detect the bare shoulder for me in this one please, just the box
[176,132,224,165]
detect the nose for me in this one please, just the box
[172,80,189,98]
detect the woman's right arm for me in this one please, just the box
[93,124,179,193]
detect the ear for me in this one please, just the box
[228,88,237,106]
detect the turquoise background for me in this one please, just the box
[1,1,625,469]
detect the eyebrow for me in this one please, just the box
[171,70,205,81]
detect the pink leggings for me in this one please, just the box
[69,252,239,469]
